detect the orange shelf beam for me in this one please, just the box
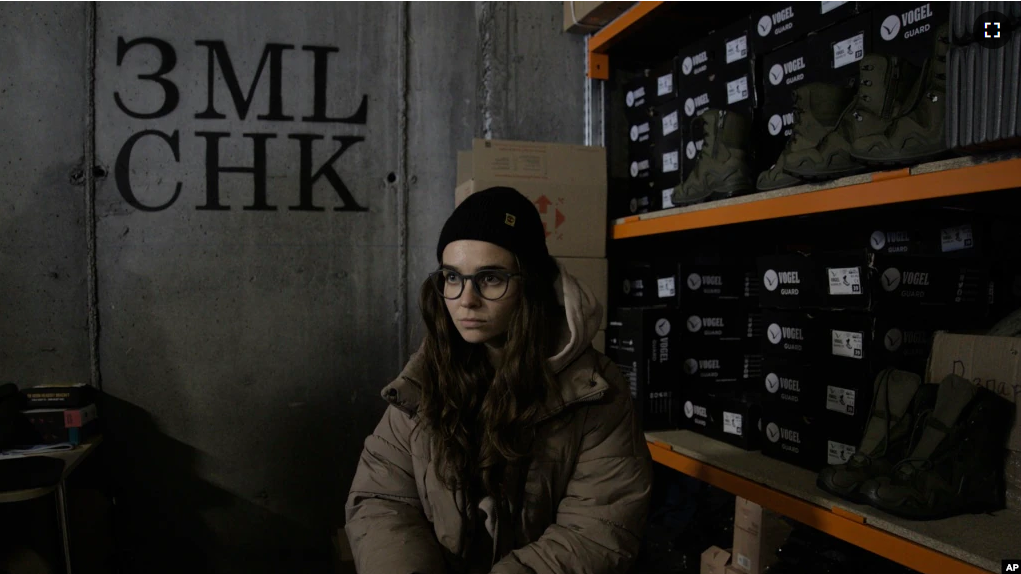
[614,158,1021,239]
[587,1,666,79]
[648,441,991,574]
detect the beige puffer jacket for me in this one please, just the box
[345,262,653,574]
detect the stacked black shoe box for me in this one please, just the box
[756,5,874,175]
[677,20,760,182]
[625,58,681,215]
[610,256,766,448]
[756,211,993,471]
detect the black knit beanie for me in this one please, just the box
[437,187,554,276]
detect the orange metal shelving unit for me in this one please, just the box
[613,158,1021,239]
[648,439,992,574]
[587,1,665,79]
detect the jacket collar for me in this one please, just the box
[379,347,609,423]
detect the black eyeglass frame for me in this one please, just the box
[429,268,523,301]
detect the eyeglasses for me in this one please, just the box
[430,269,522,301]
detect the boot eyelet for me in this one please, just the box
[863,80,872,86]
[863,95,870,102]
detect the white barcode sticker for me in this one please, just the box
[726,35,748,64]
[657,276,676,298]
[662,151,679,173]
[662,110,679,136]
[661,188,676,209]
[827,267,862,295]
[736,554,752,570]
[831,329,864,359]
[821,1,848,14]
[833,33,865,69]
[826,385,857,415]
[657,73,674,96]
[827,440,856,464]
[723,412,743,436]
[940,224,974,252]
[727,76,750,104]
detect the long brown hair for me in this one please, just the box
[417,253,562,501]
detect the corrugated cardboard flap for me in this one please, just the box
[926,331,1021,451]
[470,138,606,184]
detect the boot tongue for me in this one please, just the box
[858,370,921,457]
[908,374,977,461]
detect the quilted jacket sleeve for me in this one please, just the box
[490,357,653,574]
[345,405,448,574]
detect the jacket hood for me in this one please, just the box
[380,260,607,419]
[548,259,603,374]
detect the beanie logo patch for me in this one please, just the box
[504,213,517,227]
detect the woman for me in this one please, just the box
[345,186,652,573]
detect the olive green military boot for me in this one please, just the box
[780,83,865,181]
[756,153,802,191]
[861,374,1015,520]
[851,24,951,165]
[817,369,936,503]
[845,54,922,155]
[673,109,753,205]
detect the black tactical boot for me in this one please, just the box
[851,24,952,165]
[817,370,936,503]
[673,109,753,205]
[860,374,1015,520]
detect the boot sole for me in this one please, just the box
[784,165,869,181]
[850,148,954,167]
[815,477,870,505]
[673,183,752,205]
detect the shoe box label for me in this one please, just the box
[650,58,680,106]
[831,328,865,359]
[719,62,759,110]
[763,359,872,420]
[723,411,744,436]
[628,147,653,180]
[827,439,857,465]
[871,2,949,65]
[653,140,683,190]
[873,254,991,312]
[682,345,764,386]
[758,252,824,308]
[681,264,761,302]
[613,260,682,307]
[679,34,718,83]
[683,304,764,344]
[825,384,858,415]
[607,308,683,430]
[653,100,682,141]
[624,75,651,120]
[629,118,652,145]
[809,11,874,84]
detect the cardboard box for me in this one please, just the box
[701,546,731,574]
[679,36,720,87]
[628,115,654,146]
[558,257,609,330]
[751,2,862,54]
[870,2,950,65]
[628,145,654,182]
[717,60,759,112]
[455,139,607,258]
[761,406,864,470]
[731,499,793,574]
[607,308,683,430]
[681,305,764,346]
[927,332,1021,451]
[866,219,983,257]
[456,150,473,186]
[611,259,679,308]
[563,1,634,34]
[652,137,683,190]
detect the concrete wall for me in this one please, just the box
[0,2,585,572]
